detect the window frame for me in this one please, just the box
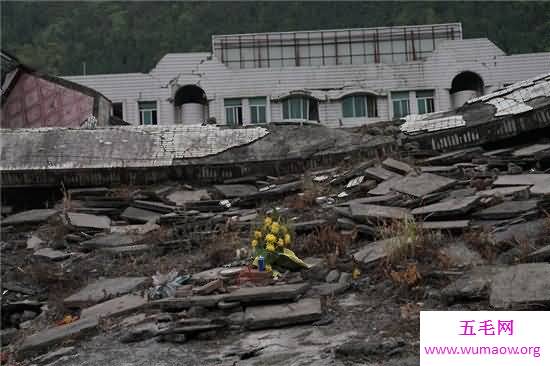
[282,96,318,121]
[224,98,243,126]
[391,92,411,118]
[138,101,158,125]
[341,94,378,118]
[416,90,435,114]
[249,97,267,124]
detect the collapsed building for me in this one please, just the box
[1,50,124,129]
[62,23,550,127]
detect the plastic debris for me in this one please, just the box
[149,269,190,299]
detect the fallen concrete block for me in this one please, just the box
[473,200,539,220]
[382,158,414,175]
[2,209,58,226]
[67,212,111,230]
[490,263,550,309]
[353,238,401,267]
[33,248,70,262]
[389,173,456,198]
[350,203,411,222]
[121,207,162,223]
[64,277,148,307]
[244,298,322,330]
[412,196,479,217]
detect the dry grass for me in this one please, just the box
[294,225,352,258]
[204,221,242,267]
[464,229,497,262]
[379,217,425,265]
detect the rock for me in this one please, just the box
[32,346,75,364]
[120,322,159,343]
[64,277,148,307]
[490,263,550,309]
[421,220,470,230]
[339,272,352,285]
[474,200,539,220]
[214,184,258,198]
[33,247,70,261]
[2,209,58,226]
[353,238,401,267]
[325,270,340,283]
[527,245,550,262]
[477,185,530,198]
[310,282,350,296]
[80,233,136,250]
[507,162,523,174]
[439,242,484,267]
[382,158,414,175]
[490,218,546,245]
[412,196,479,217]
[67,212,111,230]
[0,328,17,346]
[364,166,401,181]
[244,298,322,330]
[350,203,411,222]
[390,173,456,198]
[193,279,224,296]
[121,206,162,224]
[442,266,505,303]
[20,310,38,322]
[302,257,329,281]
[26,235,44,250]
[166,189,211,205]
[80,294,147,320]
[18,318,98,360]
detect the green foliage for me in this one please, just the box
[2,2,550,75]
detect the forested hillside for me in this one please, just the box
[2,2,550,75]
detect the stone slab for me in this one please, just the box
[512,144,550,157]
[382,158,414,174]
[132,200,175,213]
[353,238,401,266]
[367,176,402,196]
[490,263,550,309]
[2,209,58,226]
[350,203,411,222]
[477,186,531,197]
[493,174,550,186]
[421,220,470,230]
[389,173,456,198]
[100,244,151,255]
[527,245,550,262]
[439,242,484,267]
[166,189,211,205]
[412,196,479,216]
[18,318,98,360]
[67,212,111,230]
[225,283,310,304]
[289,219,327,233]
[214,184,258,198]
[33,248,70,261]
[80,233,136,250]
[442,266,505,303]
[364,166,401,181]
[244,298,322,330]
[336,193,400,207]
[121,206,162,223]
[64,277,148,307]
[80,294,147,319]
[473,200,539,220]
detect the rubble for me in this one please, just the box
[64,277,148,307]
[244,298,322,330]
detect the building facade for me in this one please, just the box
[63,23,550,128]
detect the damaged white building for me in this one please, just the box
[63,23,550,128]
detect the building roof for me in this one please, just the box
[0,125,268,171]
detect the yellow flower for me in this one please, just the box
[266,243,275,252]
[284,233,291,245]
[277,238,284,247]
[352,267,361,279]
[254,230,262,239]
[271,222,280,234]
[265,233,277,244]
[264,216,273,226]
[251,239,258,248]
[265,264,272,272]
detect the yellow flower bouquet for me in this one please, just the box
[250,212,309,274]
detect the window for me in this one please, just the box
[342,95,378,118]
[112,102,123,119]
[139,101,157,125]
[416,90,435,114]
[392,92,410,118]
[282,96,318,121]
[249,97,266,124]
[225,98,243,126]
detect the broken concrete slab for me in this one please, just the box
[439,242,484,268]
[99,244,151,255]
[26,235,44,250]
[121,206,162,224]
[80,233,136,250]
[490,263,550,309]
[33,248,70,261]
[442,266,505,303]
[110,223,159,235]
[473,200,539,220]
[353,238,401,267]
[193,279,224,296]
[489,218,547,245]
[336,193,401,207]
[214,184,258,198]
[166,189,211,206]
[421,147,483,165]
[17,318,98,360]
[350,203,411,222]
[364,166,401,181]
[244,298,322,330]
[527,245,550,262]
[289,219,327,233]
[389,173,456,198]
[421,220,470,230]
[512,144,550,157]
[67,212,111,230]
[132,200,175,213]
[411,196,479,217]
[477,186,531,198]
[419,165,459,175]
[64,277,148,307]
[493,174,550,186]
[2,209,58,226]
[225,283,310,304]
[80,294,147,319]
[382,158,414,175]
[367,176,402,196]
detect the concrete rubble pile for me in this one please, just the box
[1,133,550,365]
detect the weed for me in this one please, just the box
[294,225,351,258]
